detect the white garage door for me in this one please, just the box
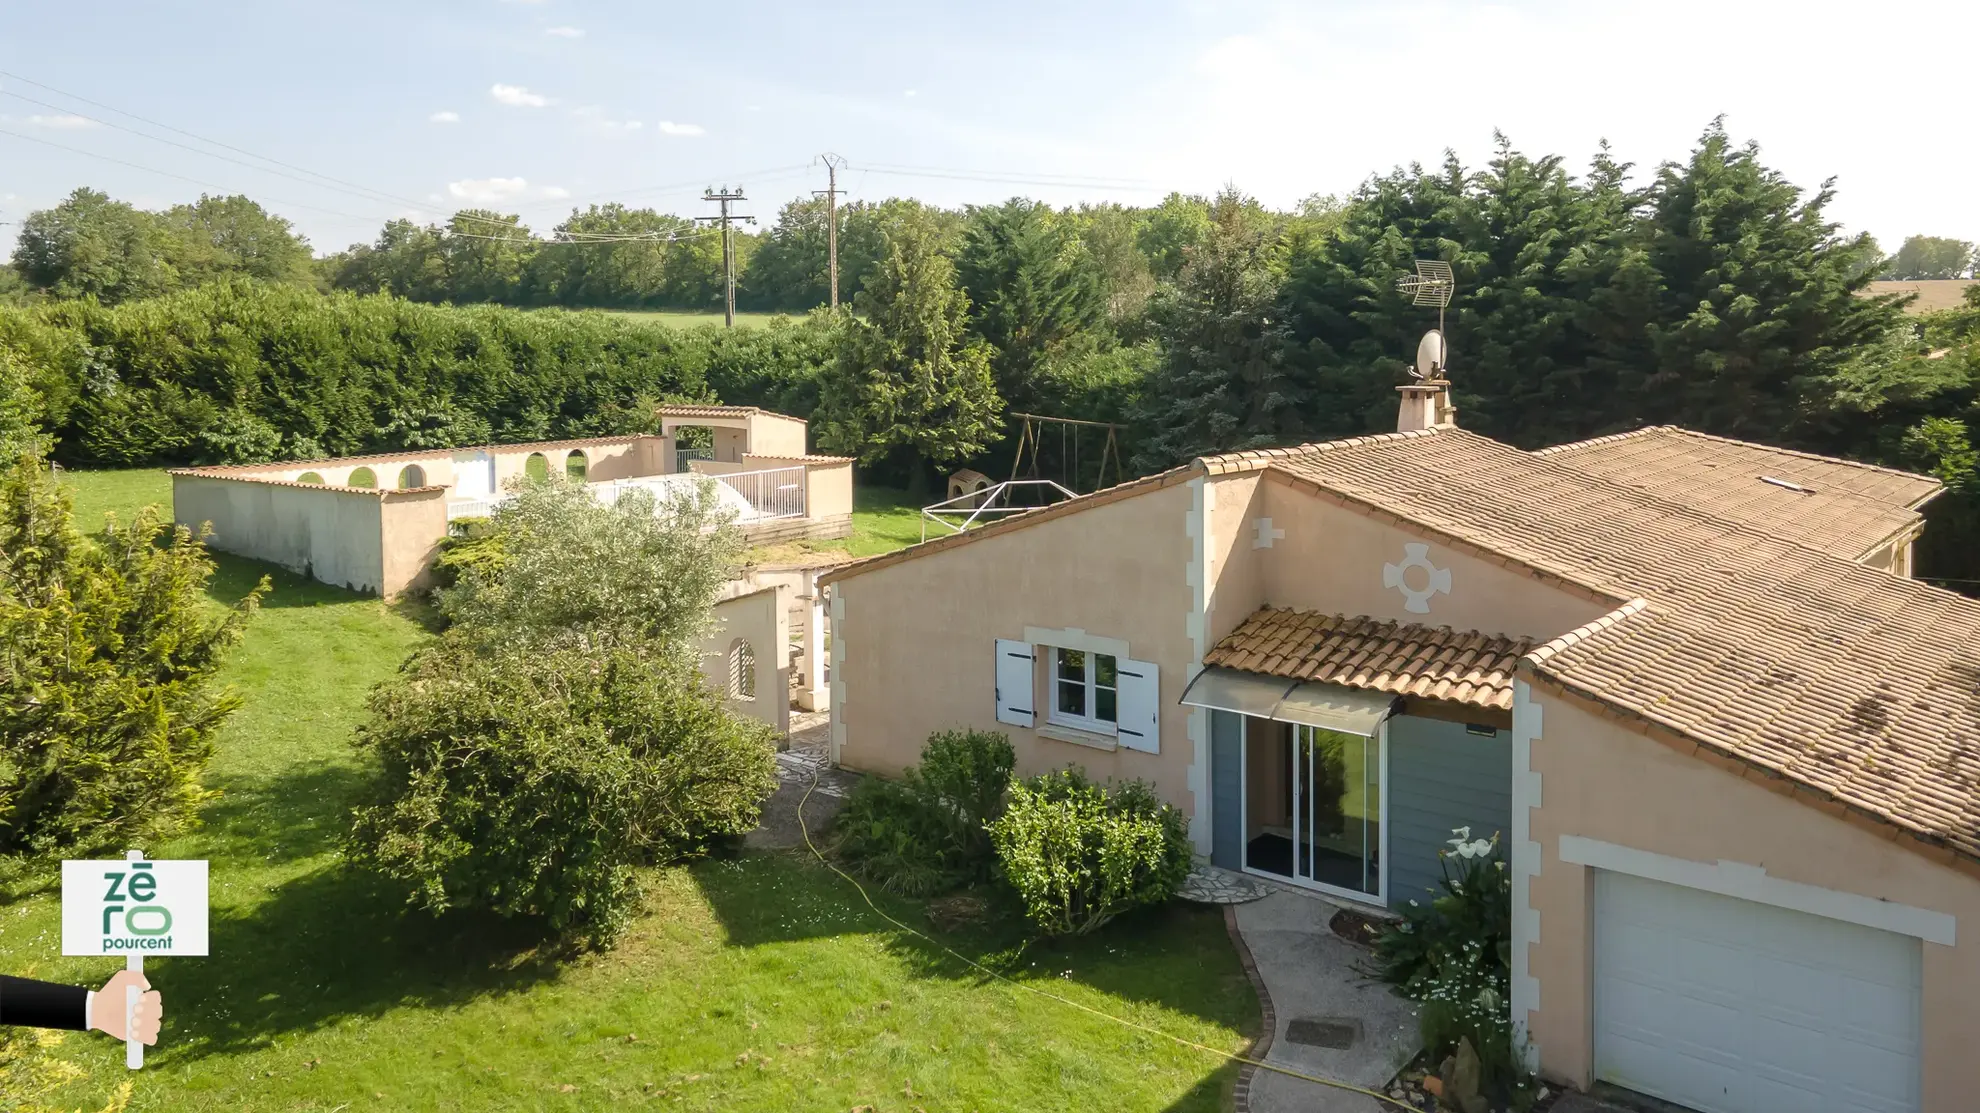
[1593,871,1921,1113]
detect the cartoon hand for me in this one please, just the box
[89,971,161,1045]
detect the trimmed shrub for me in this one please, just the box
[0,282,843,467]
[988,768,1191,937]
[833,728,1014,896]
[346,638,777,946]
[0,455,263,856]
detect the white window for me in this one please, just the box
[1051,647,1118,734]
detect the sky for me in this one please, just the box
[1,0,1974,258]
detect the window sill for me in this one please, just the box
[1038,723,1119,752]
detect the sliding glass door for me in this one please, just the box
[1242,719,1384,902]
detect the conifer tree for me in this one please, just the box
[815,208,1003,490]
[1132,188,1297,471]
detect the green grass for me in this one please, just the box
[2,470,1256,1112]
[749,487,953,567]
[592,309,787,329]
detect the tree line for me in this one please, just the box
[2,122,1975,587]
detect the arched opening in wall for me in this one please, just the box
[296,472,324,485]
[525,452,550,481]
[348,467,377,489]
[727,638,757,702]
[398,464,427,489]
[565,450,588,482]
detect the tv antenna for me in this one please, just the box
[1396,259,1456,381]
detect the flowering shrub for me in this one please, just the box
[1374,828,1531,1098]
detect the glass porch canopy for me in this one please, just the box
[1178,667,1399,736]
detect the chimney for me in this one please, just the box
[1396,379,1455,433]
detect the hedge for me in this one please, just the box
[0,281,841,467]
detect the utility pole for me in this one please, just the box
[812,153,847,310]
[697,185,753,327]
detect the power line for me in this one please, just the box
[0,71,813,236]
[0,127,388,224]
[0,71,433,214]
[857,161,1156,190]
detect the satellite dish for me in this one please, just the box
[1414,330,1446,380]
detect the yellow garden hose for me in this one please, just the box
[795,771,1418,1111]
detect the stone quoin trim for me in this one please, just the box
[1510,678,1543,1072]
[828,586,847,765]
[1184,475,1212,855]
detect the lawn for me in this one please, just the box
[747,487,969,567]
[1,470,1256,1112]
[594,309,788,330]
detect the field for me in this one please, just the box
[0,470,1256,1113]
[593,309,788,329]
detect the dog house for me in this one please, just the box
[947,468,994,509]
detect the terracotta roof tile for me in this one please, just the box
[1266,428,1980,865]
[1205,608,1534,711]
[1536,426,1941,558]
[655,404,797,420]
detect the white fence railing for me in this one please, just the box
[714,466,807,522]
[447,495,504,521]
[444,466,806,525]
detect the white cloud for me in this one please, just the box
[447,176,531,204]
[27,114,98,129]
[429,110,461,124]
[490,83,550,108]
[544,26,584,37]
[656,120,704,137]
[903,89,918,98]
[445,177,569,205]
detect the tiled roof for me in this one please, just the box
[656,404,800,420]
[1206,608,1533,711]
[1536,426,1941,559]
[168,434,652,476]
[1267,428,1980,866]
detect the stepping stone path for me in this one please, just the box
[1178,866,1274,904]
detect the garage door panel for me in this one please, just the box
[1593,871,1921,1113]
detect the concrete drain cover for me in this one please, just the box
[1284,1017,1359,1050]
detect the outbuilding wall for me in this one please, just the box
[173,475,388,592]
[702,584,790,736]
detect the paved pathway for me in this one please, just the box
[745,724,859,851]
[1179,865,1276,905]
[1233,888,1420,1113]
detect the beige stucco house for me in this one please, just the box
[819,381,1974,1110]
[168,404,846,737]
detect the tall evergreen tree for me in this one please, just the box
[1622,122,1899,438]
[1132,188,1297,471]
[955,198,1106,412]
[815,208,1003,491]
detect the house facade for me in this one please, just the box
[819,388,1975,1109]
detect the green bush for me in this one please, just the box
[346,637,777,946]
[0,455,263,856]
[430,524,507,591]
[0,281,844,467]
[1372,828,1530,1100]
[988,768,1191,937]
[833,728,1014,896]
